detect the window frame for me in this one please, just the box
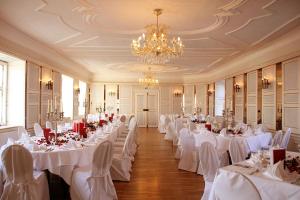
[0,60,8,126]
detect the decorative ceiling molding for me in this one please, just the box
[0,0,299,82]
[225,0,277,36]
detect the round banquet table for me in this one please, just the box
[31,143,97,185]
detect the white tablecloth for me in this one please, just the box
[193,132,272,153]
[209,152,300,200]
[0,125,120,185]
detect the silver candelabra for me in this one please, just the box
[47,109,64,141]
[222,108,235,129]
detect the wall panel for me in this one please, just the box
[26,61,40,130]
[159,86,173,115]
[262,65,276,130]
[119,85,133,114]
[195,84,207,115]
[234,74,245,123]
[184,85,194,114]
[282,58,300,151]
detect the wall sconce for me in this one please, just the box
[108,91,116,96]
[173,91,182,97]
[234,84,241,93]
[207,90,213,96]
[75,88,80,95]
[45,80,53,90]
[262,78,271,89]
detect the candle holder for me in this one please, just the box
[47,109,64,142]
[222,108,235,130]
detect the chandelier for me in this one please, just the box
[139,67,159,89]
[131,8,184,64]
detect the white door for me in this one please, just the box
[135,91,158,127]
[147,92,158,127]
[135,93,147,127]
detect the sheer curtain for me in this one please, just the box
[215,80,225,116]
[62,74,73,119]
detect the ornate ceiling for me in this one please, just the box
[0,0,299,82]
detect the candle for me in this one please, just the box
[50,100,53,112]
[230,100,233,111]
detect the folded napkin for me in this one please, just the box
[243,127,254,137]
[255,127,264,135]
[24,141,39,151]
[220,128,227,136]
[19,133,31,143]
[263,160,287,181]
[86,134,96,143]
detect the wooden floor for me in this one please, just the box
[114,128,204,200]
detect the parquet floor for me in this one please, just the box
[114,128,204,200]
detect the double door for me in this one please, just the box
[135,91,158,127]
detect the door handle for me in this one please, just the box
[143,108,149,111]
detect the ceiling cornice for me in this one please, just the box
[0,19,92,82]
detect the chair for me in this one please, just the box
[272,130,284,147]
[280,128,292,149]
[158,115,166,133]
[198,142,220,200]
[175,128,189,159]
[111,130,134,181]
[210,170,261,200]
[1,144,49,200]
[33,123,44,137]
[45,121,52,129]
[178,134,197,172]
[166,122,178,145]
[70,141,117,200]
[229,138,248,164]
[164,116,173,140]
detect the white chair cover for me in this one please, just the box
[199,142,220,200]
[280,128,292,149]
[198,142,220,182]
[1,145,49,200]
[70,141,117,200]
[258,133,272,149]
[246,135,262,153]
[33,123,43,137]
[45,121,52,129]
[111,130,134,181]
[209,170,261,200]
[178,134,197,172]
[158,115,166,133]
[164,116,173,140]
[166,122,178,145]
[229,138,248,164]
[272,131,284,147]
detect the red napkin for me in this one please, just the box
[205,124,212,131]
[99,119,107,127]
[108,116,113,122]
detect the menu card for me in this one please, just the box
[270,148,286,165]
